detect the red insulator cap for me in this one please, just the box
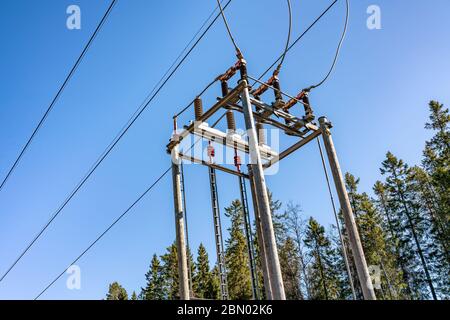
[207,145,215,158]
[234,155,242,167]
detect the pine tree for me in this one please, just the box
[381,152,437,299]
[225,200,252,300]
[106,282,128,300]
[131,291,138,300]
[141,254,167,300]
[303,218,341,300]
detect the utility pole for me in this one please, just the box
[171,141,190,300]
[248,165,273,300]
[318,117,376,300]
[239,65,286,299]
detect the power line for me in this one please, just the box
[257,0,339,81]
[216,0,242,58]
[0,0,233,285]
[35,113,228,299]
[32,0,342,297]
[0,0,118,194]
[34,167,172,300]
[274,0,293,75]
[307,0,349,90]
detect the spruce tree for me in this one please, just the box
[161,243,180,300]
[373,180,412,299]
[381,152,437,299]
[303,218,341,300]
[193,243,218,299]
[141,254,167,300]
[225,200,252,300]
[106,282,128,300]
[344,173,405,299]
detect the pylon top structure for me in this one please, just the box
[167,59,377,301]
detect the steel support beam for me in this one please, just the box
[318,117,377,300]
[263,129,322,169]
[179,153,248,179]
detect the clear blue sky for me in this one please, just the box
[0,0,449,300]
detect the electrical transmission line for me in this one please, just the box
[0,0,118,194]
[307,0,349,90]
[33,0,343,298]
[35,112,228,299]
[0,0,233,284]
[34,167,172,300]
[257,0,339,81]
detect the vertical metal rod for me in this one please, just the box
[209,167,229,300]
[248,165,273,300]
[239,175,260,300]
[318,117,376,300]
[240,78,286,300]
[171,144,190,300]
[180,162,194,297]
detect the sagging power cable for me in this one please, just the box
[216,0,243,58]
[273,0,293,76]
[0,0,117,194]
[257,0,339,82]
[0,0,233,285]
[306,0,349,91]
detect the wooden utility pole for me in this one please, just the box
[171,142,190,300]
[240,76,286,300]
[319,117,376,300]
[248,165,273,300]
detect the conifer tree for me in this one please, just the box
[303,218,341,300]
[161,243,180,299]
[281,203,310,299]
[193,243,218,299]
[381,152,437,299]
[422,101,449,257]
[141,254,167,300]
[344,173,405,299]
[225,200,252,300]
[106,282,128,300]
[373,180,412,299]
[278,237,303,299]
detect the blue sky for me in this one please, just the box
[0,0,449,300]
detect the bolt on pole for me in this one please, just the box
[171,143,190,300]
[240,77,286,300]
[318,117,377,300]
